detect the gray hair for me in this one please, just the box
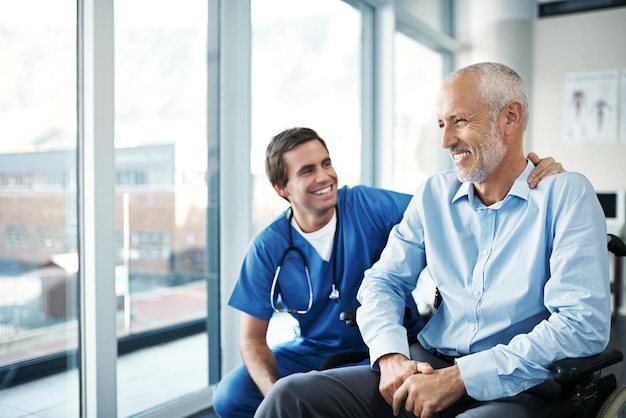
[444,62,529,131]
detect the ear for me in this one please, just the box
[272,183,288,199]
[502,100,524,136]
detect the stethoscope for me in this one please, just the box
[270,206,340,314]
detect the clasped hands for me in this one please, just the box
[378,354,466,418]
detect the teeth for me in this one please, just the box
[452,151,470,161]
[313,186,331,195]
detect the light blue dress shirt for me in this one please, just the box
[357,161,611,401]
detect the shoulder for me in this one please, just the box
[531,172,601,219]
[414,170,462,200]
[535,171,595,196]
[341,184,412,200]
[557,171,593,188]
[338,185,412,224]
[249,210,289,249]
[340,185,412,210]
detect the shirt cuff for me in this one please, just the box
[368,330,411,370]
[456,350,501,400]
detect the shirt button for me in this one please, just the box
[487,209,493,214]
[473,290,481,297]
[469,325,476,332]
[483,390,490,398]
[482,249,489,256]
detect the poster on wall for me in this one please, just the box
[563,69,618,145]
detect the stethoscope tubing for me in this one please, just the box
[270,206,340,314]
[270,244,313,314]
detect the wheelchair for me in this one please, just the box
[321,233,626,418]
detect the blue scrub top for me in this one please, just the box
[228,185,423,353]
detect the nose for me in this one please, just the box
[440,125,456,150]
[316,166,334,183]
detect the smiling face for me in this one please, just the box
[273,139,338,230]
[436,75,507,184]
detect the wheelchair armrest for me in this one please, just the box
[552,347,623,384]
[608,233,626,256]
[339,310,357,327]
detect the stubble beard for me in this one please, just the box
[457,123,507,183]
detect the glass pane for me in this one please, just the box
[114,0,209,415]
[0,1,79,417]
[393,32,448,193]
[396,0,451,35]
[251,0,362,235]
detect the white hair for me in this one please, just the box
[444,62,529,131]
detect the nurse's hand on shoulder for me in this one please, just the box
[526,153,565,189]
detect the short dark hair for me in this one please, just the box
[265,127,329,188]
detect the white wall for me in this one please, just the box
[532,8,626,192]
[454,0,535,106]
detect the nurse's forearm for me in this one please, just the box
[241,340,280,396]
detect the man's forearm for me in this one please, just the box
[241,344,280,396]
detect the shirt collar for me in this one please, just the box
[452,160,535,206]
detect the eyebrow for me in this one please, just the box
[295,157,331,176]
[296,163,315,176]
[439,112,470,123]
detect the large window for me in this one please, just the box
[0,1,79,416]
[113,0,210,415]
[392,32,448,193]
[0,0,214,416]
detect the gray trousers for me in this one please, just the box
[254,344,563,418]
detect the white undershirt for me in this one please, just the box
[291,211,337,262]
